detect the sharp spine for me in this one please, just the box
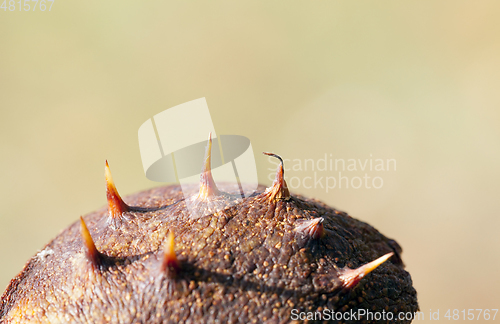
[105,160,130,220]
[80,216,100,267]
[197,133,220,200]
[295,217,325,239]
[339,252,394,289]
[161,231,180,275]
[262,152,290,201]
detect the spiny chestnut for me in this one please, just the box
[0,137,418,323]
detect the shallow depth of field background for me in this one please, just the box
[1,1,500,321]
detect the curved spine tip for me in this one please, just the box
[339,252,394,289]
[263,152,290,201]
[161,231,180,275]
[296,217,325,239]
[105,160,129,219]
[80,216,100,266]
[197,133,220,200]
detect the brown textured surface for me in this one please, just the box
[0,184,417,323]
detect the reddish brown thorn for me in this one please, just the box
[339,252,394,289]
[105,160,129,219]
[80,216,100,267]
[295,217,325,239]
[161,231,180,275]
[197,133,220,201]
[263,152,290,201]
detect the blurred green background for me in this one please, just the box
[1,0,500,321]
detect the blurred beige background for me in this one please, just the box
[1,0,499,322]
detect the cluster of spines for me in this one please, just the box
[79,216,179,277]
[78,135,393,289]
[79,160,180,276]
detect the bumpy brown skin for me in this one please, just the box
[0,184,418,323]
